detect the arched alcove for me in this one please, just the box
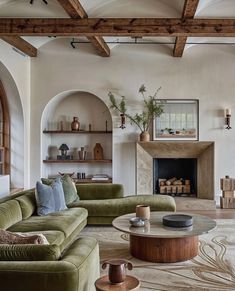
[0,62,24,188]
[41,91,113,180]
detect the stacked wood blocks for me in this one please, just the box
[220,175,235,208]
[159,177,191,195]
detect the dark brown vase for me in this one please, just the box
[71,117,80,131]
[102,259,133,285]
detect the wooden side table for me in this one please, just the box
[95,275,140,291]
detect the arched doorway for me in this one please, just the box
[0,80,10,175]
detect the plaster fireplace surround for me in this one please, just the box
[136,141,215,201]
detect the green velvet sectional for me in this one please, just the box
[0,189,99,291]
[0,183,176,291]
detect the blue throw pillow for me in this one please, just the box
[35,179,67,216]
[53,178,67,211]
[35,182,55,216]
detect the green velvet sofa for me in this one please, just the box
[0,183,175,291]
[0,190,100,291]
[71,183,176,224]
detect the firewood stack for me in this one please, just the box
[159,177,191,195]
[220,175,235,208]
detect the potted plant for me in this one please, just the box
[108,85,164,141]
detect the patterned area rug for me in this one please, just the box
[80,219,235,291]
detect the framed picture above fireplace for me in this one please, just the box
[153,99,199,141]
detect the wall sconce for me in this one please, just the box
[225,109,232,130]
[120,114,126,129]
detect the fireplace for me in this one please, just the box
[154,158,197,196]
[136,141,215,200]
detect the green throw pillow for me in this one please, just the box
[0,244,61,261]
[41,175,79,205]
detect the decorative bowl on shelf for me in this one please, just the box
[129,217,147,227]
[58,172,75,178]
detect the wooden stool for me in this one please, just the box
[95,275,140,291]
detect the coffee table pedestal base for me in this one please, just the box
[130,235,198,263]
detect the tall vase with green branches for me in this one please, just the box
[108,85,164,141]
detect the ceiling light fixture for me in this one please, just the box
[30,0,48,4]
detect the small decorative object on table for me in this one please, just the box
[102,259,133,284]
[129,217,146,227]
[71,117,80,131]
[136,205,150,220]
[94,143,104,160]
[162,214,193,228]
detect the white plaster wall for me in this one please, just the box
[0,40,30,188]
[30,38,235,200]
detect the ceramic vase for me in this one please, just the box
[136,205,151,220]
[71,117,80,131]
[102,259,133,284]
[139,131,150,142]
[78,147,86,160]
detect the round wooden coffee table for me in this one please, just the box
[95,275,140,291]
[112,212,216,263]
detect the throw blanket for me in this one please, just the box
[0,230,49,245]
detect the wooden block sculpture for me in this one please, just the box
[94,143,104,160]
[220,175,235,208]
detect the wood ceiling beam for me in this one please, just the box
[0,36,37,57]
[0,18,235,37]
[57,0,110,57]
[173,0,200,57]
[56,0,88,19]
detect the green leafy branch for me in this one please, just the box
[109,85,164,132]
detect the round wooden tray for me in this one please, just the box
[162,214,193,227]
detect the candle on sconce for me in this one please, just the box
[225,109,231,116]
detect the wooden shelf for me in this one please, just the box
[43,130,112,134]
[43,159,112,164]
[74,178,112,184]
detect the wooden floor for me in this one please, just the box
[190,209,235,219]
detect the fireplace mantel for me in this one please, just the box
[136,141,214,200]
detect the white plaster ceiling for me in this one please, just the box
[0,0,235,50]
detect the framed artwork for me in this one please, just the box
[153,99,199,141]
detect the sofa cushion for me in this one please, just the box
[52,178,67,211]
[70,195,176,217]
[76,184,124,200]
[16,192,36,219]
[0,244,61,261]
[42,175,79,205]
[36,179,67,216]
[0,200,22,229]
[35,181,56,216]
[8,208,88,239]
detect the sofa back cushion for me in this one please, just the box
[76,184,124,200]
[0,200,23,229]
[0,244,61,261]
[16,192,36,219]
